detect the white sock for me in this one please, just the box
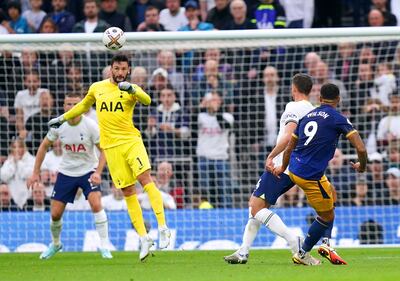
[240,218,261,254]
[254,208,297,252]
[93,209,109,249]
[50,219,62,246]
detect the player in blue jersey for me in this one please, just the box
[273,83,368,265]
[224,74,316,264]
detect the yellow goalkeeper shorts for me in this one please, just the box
[104,140,151,188]
[288,172,334,212]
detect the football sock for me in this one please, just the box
[254,208,297,248]
[93,209,109,249]
[143,182,166,227]
[50,219,62,246]
[301,217,333,254]
[322,221,333,246]
[125,194,147,236]
[240,217,261,253]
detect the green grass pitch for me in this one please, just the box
[1,248,400,281]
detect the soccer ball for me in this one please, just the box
[102,27,126,50]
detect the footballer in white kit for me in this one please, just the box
[28,94,112,260]
[224,74,317,265]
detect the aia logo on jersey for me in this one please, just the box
[99,101,124,112]
[65,144,87,152]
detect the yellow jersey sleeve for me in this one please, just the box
[133,84,151,105]
[64,86,96,121]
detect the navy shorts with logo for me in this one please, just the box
[52,171,100,204]
[252,171,295,205]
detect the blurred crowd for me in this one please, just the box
[0,0,400,211]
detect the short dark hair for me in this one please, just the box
[160,84,175,93]
[292,73,313,95]
[146,5,159,13]
[65,93,83,99]
[7,1,21,14]
[111,54,130,66]
[320,83,340,100]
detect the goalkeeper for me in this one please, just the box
[48,54,170,262]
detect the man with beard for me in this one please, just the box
[48,55,170,262]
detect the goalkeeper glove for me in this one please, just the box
[48,115,65,128]
[118,81,136,94]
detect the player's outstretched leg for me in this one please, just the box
[40,200,65,260]
[123,186,154,261]
[139,171,170,249]
[294,216,335,266]
[224,210,261,264]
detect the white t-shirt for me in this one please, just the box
[14,88,48,123]
[196,112,234,160]
[371,74,396,106]
[84,21,98,33]
[22,10,46,31]
[102,194,127,211]
[279,0,314,28]
[264,91,277,146]
[377,115,400,141]
[46,116,100,177]
[274,100,314,167]
[0,25,8,34]
[159,8,188,31]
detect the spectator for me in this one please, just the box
[314,60,349,109]
[102,65,111,80]
[370,62,396,107]
[194,48,233,82]
[22,0,46,32]
[38,16,58,33]
[359,45,376,67]
[179,1,214,31]
[372,0,397,26]
[6,1,30,33]
[362,98,385,153]
[156,50,186,106]
[391,0,400,26]
[249,0,286,29]
[148,67,171,104]
[159,0,188,31]
[25,90,56,154]
[126,0,162,31]
[137,5,165,31]
[388,142,400,168]
[196,92,234,208]
[0,90,15,163]
[326,148,356,205]
[72,0,109,33]
[303,52,321,77]
[384,167,400,205]
[132,66,150,131]
[24,182,51,211]
[377,94,400,148]
[279,0,314,28]
[0,9,9,34]
[102,184,127,211]
[334,42,358,85]
[349,180,372,206]
[131,66,148,90]
[14,71,49,139]
[199,0,215,21]
[193,59,234,111]
[366,152,387,205]
[0,139,35,208]
[46,0,75,33]
[225,0,256,30]
[99,0,132,31]
[155,161,185,208]
[0,183,20,211]
[368,9,385,27]
[352,63,375,138]
[20,48,42,78]
[206,0,232,30]
[145,85,190,159]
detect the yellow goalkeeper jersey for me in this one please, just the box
[63,79,151,149]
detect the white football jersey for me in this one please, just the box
[47,116,100,177]
[273,100,314,167]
